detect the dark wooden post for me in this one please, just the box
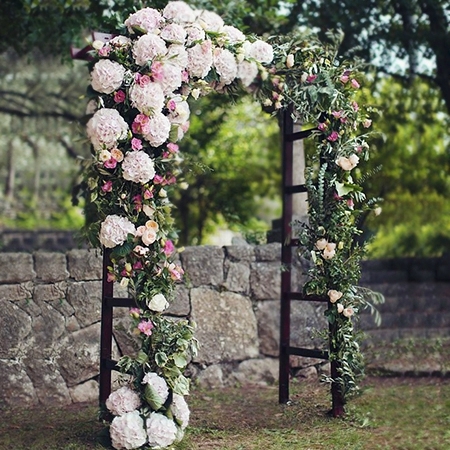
[99,248,114,407]
[329,319,345,417]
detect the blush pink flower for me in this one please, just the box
[163,240,175,256]
[138,320,154,336]
[351,78,360,89]
[104,158,117,169]
[131,137,143,150]
[102,180,113,192]
[327,131,339,142]
[306,74,317,83]
[114,90,126,103]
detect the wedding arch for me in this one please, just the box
[72,2,380,448]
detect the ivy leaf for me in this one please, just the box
[335,181,354,197]
[155,351,168,367]
[111,240,134,259]
[172,353,187,369]
[172,375,190,396]
[144,383,165,411]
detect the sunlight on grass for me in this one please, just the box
[1,377,449,450]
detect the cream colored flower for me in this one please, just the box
[337,303,344,313]
[327,289,343,303]
[336,154,359,171]
[286,53,295,68]
[323,242,336,260]
[343,307,355,318]
[147,293,169,312]
[315,238,328,250]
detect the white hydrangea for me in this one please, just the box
[142,112,172,147]
[106,386,141,417]
[146,412,178,448]
[196,9,224,32]
[91,59,126,94]
[163,1,196,24]
[124,7,162,34]
[171,394,190,430]
[247,40,274,64]
[237,60,259,87]
[166,44,189,69]
[187,40,213,78]
[110,411,147,450]
[213,48,238,85]
[142,372,169,404]
[167,95,190,125]
[86,108,129,150]
[133,34,168,66]
[185,24,205,45]
[99,215,136,249]
[222,25,246,44]
[155,63,183,96]
[160,23,186,44]
[122,151,156,184]
[129,81,165,115]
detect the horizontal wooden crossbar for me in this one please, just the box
[288,346,329,360]
[103,358,119,371]
[284,184,308,194]
[104,297,136,307]
[285,128,316,142]
[284,292,328,302]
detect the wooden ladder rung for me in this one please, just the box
[284,292,328,302]
[104,296,136,308]
[285,184,307,194]
[288,346,329,360]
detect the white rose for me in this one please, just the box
[122,151,156,184]
[99,215,136,248]
[327,289,343,303]
[106,386,141,416]
[146,412,178,448]
[110,411,147,450]
[147,293,169,312]
[86,108,129,150]
[91,59,125,94]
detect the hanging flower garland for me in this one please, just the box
[78,1,380,448]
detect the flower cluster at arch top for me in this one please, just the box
[80,0,379,447]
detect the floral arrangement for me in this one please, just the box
[79,2,277,448]
[265,31,383,397]
[78,1,380,447]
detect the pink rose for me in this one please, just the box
[114,90,126,103]
[163,240,175,256]
[138,320,154,336]
[131,137,143,151]
[327,131,339,142]
[104,158,117,169]
[102,180,113,192]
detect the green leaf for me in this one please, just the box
[335,181,354,197]
[155,352,168,367]
[172,375,190,396]
[144,383,165,411]
[172,353,187,369]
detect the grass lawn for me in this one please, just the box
[1,376,449,450]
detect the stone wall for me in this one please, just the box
[1,245,449,408]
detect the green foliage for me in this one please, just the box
[172,95,280,244]
[358,77,450,257]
